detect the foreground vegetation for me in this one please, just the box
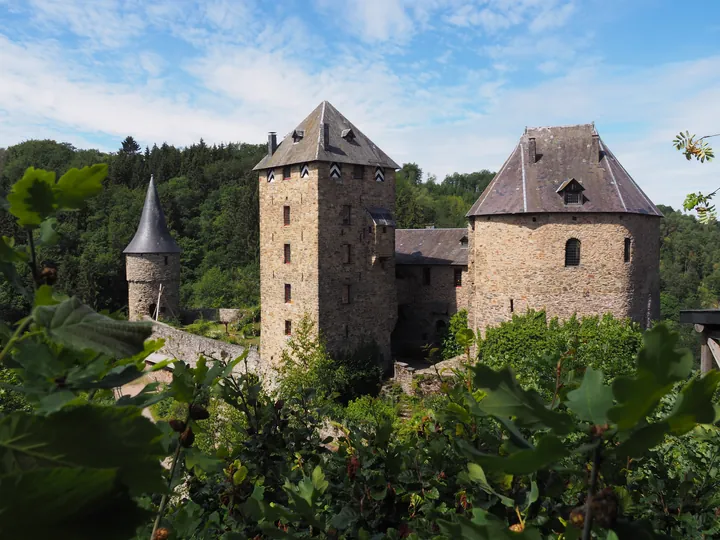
[1,164,719,539]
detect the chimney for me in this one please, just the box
[267,132,277,156]
[528,137,537,163]
[591,133,600,162]
[323,123,329,150]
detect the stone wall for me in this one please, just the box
[126,253,181,320]
[259,163,320,366]
[394,264,469,354]
[180,308,244,325]
[149,320,273,383]
[317,163,397,368]
[468,213,661,333]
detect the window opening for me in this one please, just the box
[510,299,514,313]
[285,320,292,336]
[624,238,631,262]
[283,166,291,180]
[345,325,349,338]
[284,243,291,264]
[342,284,351,304]
[285,284,291,303]
[454,268,462,287]
[164,256,168,265]
[423,267,431,285]
[353,165,364,179]
[342,205,351,225]
[283,205,290,226]
[565,238,581,266]
[343,244,352,264]
[564,191,581,204]
[382,226,387,233]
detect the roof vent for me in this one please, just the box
[267,132,277,156]
[292,129,304,143]
[528,137,538,163]
[341,128,355,141]
[591,133,601,162]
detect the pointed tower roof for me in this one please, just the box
[253,101,399,170]
[124,176,181,254]
[467,124,662,217]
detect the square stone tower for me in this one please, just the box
[253,101,398,369]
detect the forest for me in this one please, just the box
[0,136,717,335]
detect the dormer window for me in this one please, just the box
[292,129,304,143]
[557,178,585,206]
[460,235,468,248]
[341,128,355,142]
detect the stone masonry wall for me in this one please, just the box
[127,253,181,320]
[468,213,660,333]
[259,163,320,367]
[317,163,397,368]
[394,264,469,351]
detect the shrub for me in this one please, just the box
[343,395,397,429]
[441,309,469,359]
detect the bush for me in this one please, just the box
[441,309,468,359]
[478,310,642,399]
[343,395,397,429]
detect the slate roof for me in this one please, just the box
[367,207,396,227]
[124,176,181,254]
[467,124,662,217]
[395,228,468,266]
[253,101,399,170]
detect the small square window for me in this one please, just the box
[353,165,364,179]
[423,267,431,286]
[283,166,291,180]
[342,284,351,304]
[342,205,351,225]
[285,320,292,336]
[283,205,290,226]
[343,244,352,264]
[284,244,291,264]
[454,268,462,287]
[285,283,291,303]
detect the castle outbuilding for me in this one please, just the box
[466,124,662,333]
[124,176,181,321]
[253,101,399,367]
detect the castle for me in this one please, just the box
[125,101,661,369]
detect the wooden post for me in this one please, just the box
[700,332,713,374]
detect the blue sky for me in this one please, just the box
[1,0,718,209]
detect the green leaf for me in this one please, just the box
[7,167,57,227]
[331,506,359,530]
[459,435,569,475]
[311,465,329,494]
[55,164,107,209]
[170,361,196,403]
[0,405,166,495]
[34,297,152,358]
[77,364,146,389]
[608,325,693,430]
[467,463,515,507]
[0,467,151,540]
[185,447,223,475]
[34,284,59,307]
[39,217,60,246]
[565,367,614,424]
[0,236,26,263]
[471,365,574,434]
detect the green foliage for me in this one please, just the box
[343,395,398,429]
[442,308,469,359]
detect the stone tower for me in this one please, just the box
[466,124,662,332]
[253,101,399,368]
[124,176,181,321]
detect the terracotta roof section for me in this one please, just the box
[467,124,662,217]
[395,228,468,266]
[253,101,399,170]
[124,176,181,254]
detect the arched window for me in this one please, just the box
[565,238,581,266]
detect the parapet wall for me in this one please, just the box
[149,320,274,385]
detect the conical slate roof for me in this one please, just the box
[253,101,399,170]
[467,124,662,217]
[123,176,181,254]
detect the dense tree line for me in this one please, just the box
[1,138,717,329]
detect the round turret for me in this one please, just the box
[124,176,181,320]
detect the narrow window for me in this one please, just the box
[285,320,292,336]
[284,243,291,264]
[284,283,291,303]
[353,164,364,179]
[342,284,351,304]
[283,166,291,180]
[164,256,168,265]
[565,238,581,266]
[283,205,290,226]
[624,238,631,262]
[345,325,349,338]
[343,244,352,264]
[423,267,431,285]
[342,205,351,225]
[382,226,387,233]
[454,268,462,287]
[510,299,514,313]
